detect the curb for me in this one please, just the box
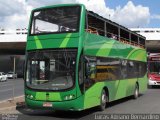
[0,95,24,104]
[0,95,25,112]
[0,106,16,111]
[0,103,26,111]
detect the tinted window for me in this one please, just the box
[26,49,77,91]
[96,57,121,81]
[84,56,147,84]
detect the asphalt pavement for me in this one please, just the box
[1,80,160,120]
[9,87,160,120]
[0,78,24,101]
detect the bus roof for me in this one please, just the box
[87,10,146,40]
[32,4,85,11]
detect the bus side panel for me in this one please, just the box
[126,47,148,94]
[82,32,147,109]
[81,68,147,110]
[83,79,137,109]
[105,79,137,102]
[109,79,135,101]
[83,82,104,109]
[83,79,136,109]
[138,74,148,94]
[84,33,136,60]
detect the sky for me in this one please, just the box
[0,0,159,30]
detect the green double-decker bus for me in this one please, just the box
[25,4,147,111]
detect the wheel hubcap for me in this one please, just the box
[135,88,138,97]
[102,92,106,105]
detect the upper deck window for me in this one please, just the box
[30,6,81,35]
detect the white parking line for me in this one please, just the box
[0,89,13,93]
[0,81,14,85]
[0,81,24,87]
[0,84,13,87]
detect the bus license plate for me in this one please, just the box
[43,102,52,107]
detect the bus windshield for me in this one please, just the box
[149,61,160,74]
[26,49,77,91]
[30,6,81,35]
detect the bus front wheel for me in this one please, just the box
[98,89,108,111]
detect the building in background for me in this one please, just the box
[0,29,26,77]
[131,28,160,81]
[130,28,160,53]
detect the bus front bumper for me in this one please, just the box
[149,80,160,86]
[25,96,84,111]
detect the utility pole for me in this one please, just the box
[12,56,16,100]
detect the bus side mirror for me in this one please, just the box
[85,63,91,77]
[89,64,96,79]
[85,63,96,79]
[23,61,26,80]
[84,56,96,79]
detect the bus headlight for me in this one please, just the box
[149,77,155,81]
[30,95,34,99]
[64,95,75,100]
[26,94,34,100]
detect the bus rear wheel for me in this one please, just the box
[98,89,108,111]
[133,84,139,99]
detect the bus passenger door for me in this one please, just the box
[78,56,96,94]
[83,56,98,108]
[84,56,96,90]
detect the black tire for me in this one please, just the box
[133,84,139,99]
[148,85,153,89]
[98,89,108,111]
